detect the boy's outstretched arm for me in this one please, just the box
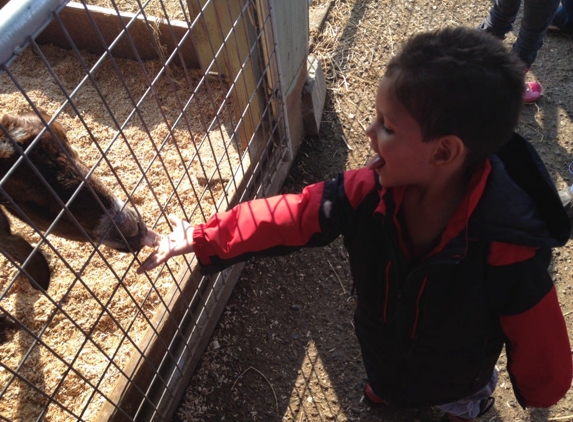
[137,214,195,273]
[136,170,370,275]
[137,181,329,274]
[137,169,378,275]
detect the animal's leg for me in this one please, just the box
[0,209,50,290]
[0,313,17,344]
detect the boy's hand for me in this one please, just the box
[137,214,194,274]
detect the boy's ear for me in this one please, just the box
[431,135,466,166]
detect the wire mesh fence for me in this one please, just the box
[0,0,289,420]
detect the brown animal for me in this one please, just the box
[0,112,147,291]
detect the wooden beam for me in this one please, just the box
[187,0,265,152]
[36,2,200,69]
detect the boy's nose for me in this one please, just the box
[365,122,374,135]
[365,124,376,140]
[368,139,378,153]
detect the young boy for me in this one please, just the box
[138,27,572,421]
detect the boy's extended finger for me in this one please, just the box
[142,228,160,247]
[137,254,159,274]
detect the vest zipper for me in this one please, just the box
[411,277,428,339]
[383,261,391,323]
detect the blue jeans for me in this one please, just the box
[479,0,560,68]
[436,368,498,420]
[553,0,573,31]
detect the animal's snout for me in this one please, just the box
[113,207,147,253]
[130,213,148,251]
[95,202,147,253]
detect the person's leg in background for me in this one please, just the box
[514,0,560,67]
[480,0,560,102]
[550,0,573,34]
[516,0,560,101]
[479,0,522,38]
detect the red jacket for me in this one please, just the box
[192,133,572,408]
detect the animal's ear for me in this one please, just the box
[1,114,19,134]
[2,112,42,130]
[35,111,78,159]
[0,113,43,145]
[44,116,74,153]
[0,115,19,158]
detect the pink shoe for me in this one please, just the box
[363,383,389,406]
[523,81,542,103]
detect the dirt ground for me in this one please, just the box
[172,1,573,421]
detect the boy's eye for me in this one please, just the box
[376,116,393,134]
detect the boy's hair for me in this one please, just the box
[385,26,524,170]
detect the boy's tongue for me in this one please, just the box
[366,155,385,170]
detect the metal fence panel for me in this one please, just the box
[0,0,289,420]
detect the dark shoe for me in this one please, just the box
[440,396,495,422]
[477,19,507,40]
[477,397,495,416]
[439,414,472,422]
[548,22,573,36]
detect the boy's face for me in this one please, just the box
[366,74,436,187]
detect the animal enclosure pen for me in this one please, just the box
[0,0,294,420]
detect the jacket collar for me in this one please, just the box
[374,161,492,260]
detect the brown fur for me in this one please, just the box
[0,112,146,291]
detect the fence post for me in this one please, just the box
[187,0,265,153]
